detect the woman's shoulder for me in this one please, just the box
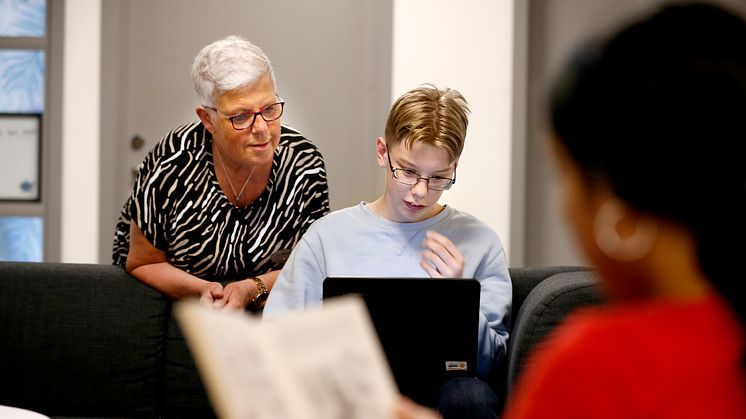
[274,125,327,179]
[537,301,709,369]
[519,308,628,386]
[279,125,322,152]
[148,121,209,159]
[133,121,209,176]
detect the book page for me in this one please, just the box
[266,297,399,419]
[175,296,397,419]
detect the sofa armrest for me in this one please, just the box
[505,270,603,395]
[489,266,592,410]
[507,266,593,332]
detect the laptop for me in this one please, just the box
[323,277,481,407]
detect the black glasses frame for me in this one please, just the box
[386,149,456,191]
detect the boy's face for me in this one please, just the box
[375,137,457,223]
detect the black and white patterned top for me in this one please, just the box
[112,121,330,281]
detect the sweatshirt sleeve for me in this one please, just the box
[263,229,327,321]
[474,237,512,379]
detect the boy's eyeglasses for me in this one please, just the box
[387,150,456,191]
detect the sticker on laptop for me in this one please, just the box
[445,361,468,371]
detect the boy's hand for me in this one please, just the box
[420,230,464,278]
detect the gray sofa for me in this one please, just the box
[0,262,601,418]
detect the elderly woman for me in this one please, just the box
[113,36,329,311]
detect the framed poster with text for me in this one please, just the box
[0,114,41,201]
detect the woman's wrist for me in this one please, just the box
[249,276,269,309]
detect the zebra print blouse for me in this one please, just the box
[112,121,330,281]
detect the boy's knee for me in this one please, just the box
[438,377,499,419]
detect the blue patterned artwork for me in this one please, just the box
[0,216,43,261]
[0,0,46,261]
[0,49,45,113]
[0,0,46,37]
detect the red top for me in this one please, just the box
[504,294,746,419]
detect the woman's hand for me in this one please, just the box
[221,279,256,311]
[420,231,464,278]
[200,282,225,308]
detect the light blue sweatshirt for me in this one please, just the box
[264,202,512,378]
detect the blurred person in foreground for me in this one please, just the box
[397,2,746,418]
[113,35,329,311]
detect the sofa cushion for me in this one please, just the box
[0,262,167,418]
[505,270,603,394]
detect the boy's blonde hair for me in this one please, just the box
[384,84,470,163]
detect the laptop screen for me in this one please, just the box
[323,277,481,407]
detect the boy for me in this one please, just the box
[264,85,511,418]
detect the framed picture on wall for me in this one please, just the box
[0,113,41,201]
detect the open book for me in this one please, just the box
[174,297,398,419]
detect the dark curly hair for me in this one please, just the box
[551,2,746,363]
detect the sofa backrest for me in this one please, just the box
[0,262,168,418]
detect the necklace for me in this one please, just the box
[214,146,257,205]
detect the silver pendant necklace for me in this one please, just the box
[214,146,256,205]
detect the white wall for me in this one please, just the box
[392,0,515,262]
[61,0,101,262]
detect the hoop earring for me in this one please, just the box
[593,198,658,262]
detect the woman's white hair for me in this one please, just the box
[191,35,276,107]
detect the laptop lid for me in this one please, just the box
[323,277,481,407]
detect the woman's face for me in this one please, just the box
[200,71,281,169]
[550,138,651,300]
[551,139,600,266]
